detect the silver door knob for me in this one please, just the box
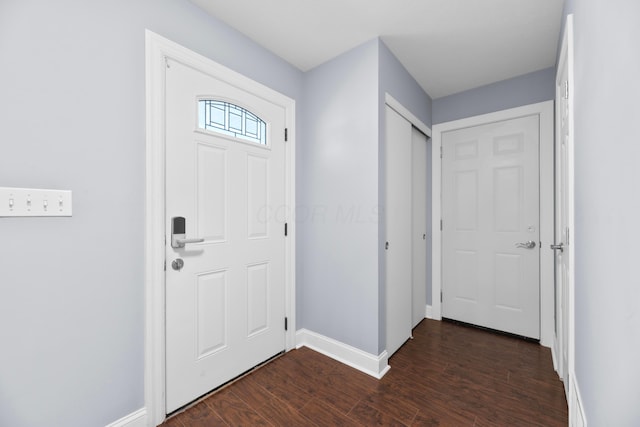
[171,258,184,271]
[515,240,536,249]
[550,243,564,252]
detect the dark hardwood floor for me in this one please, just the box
[161,319,567,426]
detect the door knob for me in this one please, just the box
[171,258,184,271]
[550,243,564,252]
[515,240,536,249]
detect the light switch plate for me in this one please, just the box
[0,187,72,217]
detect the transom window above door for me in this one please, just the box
[198,99,267,145]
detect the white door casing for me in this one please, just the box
[431,101,555,347]
[385,105,413,356]
[442,115,541,339]
[145,31,295,425]
[412,127,428,328]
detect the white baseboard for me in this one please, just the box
[295,329,390,379]
[104,408,147,427]
[570,375,587,427]
[426,305,433,319]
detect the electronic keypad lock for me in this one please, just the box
[171,216,204,249]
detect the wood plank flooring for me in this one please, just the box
[161,319,567,426]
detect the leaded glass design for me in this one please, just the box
[198,100,267,145]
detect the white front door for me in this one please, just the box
[385,105,413,356]
[442,115,540,339]
[165,59,287,412]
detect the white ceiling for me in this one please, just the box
[190,0,564,99]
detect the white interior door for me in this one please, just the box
[442,115,540,339]
[165,59,286,412]
[412,127,428,328]
[385,105,412,356]
[555,51,574,392]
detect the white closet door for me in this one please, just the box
[412,127,428,328]
[385,105,412,356]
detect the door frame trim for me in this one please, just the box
[385,93,432,138]
[431,100,554,347]
[144,30,296,425]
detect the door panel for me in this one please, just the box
[196,143,227,242]
[247,154,269,238]
[412,127,428,328]
[555,57,572,390]
[454,250,479,302]
[493,166,522,232]
[442,115,540,339]
[247,262,270,336]
[196,271,227,357]
[385,106,412,356]
[454,170,478,231]
[494,253,522,309]
[165,59,286,412]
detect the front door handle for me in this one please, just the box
[550,243,564,252]
[515,240,536,249]
[174,237,204,248]
[171,216,205,248]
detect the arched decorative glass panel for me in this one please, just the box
[198,100,267,145]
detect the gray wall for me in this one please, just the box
[379,41,433,128]
[298,40,381,355]
[432,67,556,124]
[0,1,301,426]
[298,38,433,356]
[568,0,640,424]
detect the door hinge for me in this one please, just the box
[284,128,288,142]
[440,291,443,302]
[284,222,288,236]
[284,317,288,331]
[440,219,443,231]
[440,146,443,159]
[164,260,166,271]
[564,81,569,100]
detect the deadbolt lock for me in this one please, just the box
[171,258,184,271]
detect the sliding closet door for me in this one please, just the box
[412,127,428,328]
[385,105,412,356]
